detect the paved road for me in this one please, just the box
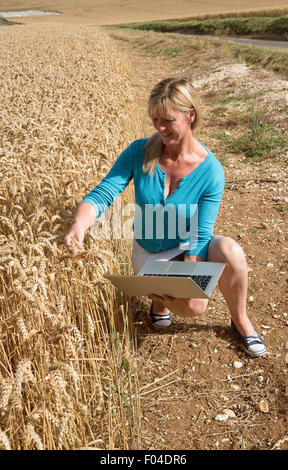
[189,34,288,51]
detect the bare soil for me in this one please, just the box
[109,29,288,451]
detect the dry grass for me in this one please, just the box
[0,23,142,450]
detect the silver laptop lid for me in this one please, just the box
[137,260,225,296]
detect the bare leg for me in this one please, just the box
[151,236,257,335]
[207,236,257,336]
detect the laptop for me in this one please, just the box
[104,260,225,299]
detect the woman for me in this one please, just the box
[64,77,266,358]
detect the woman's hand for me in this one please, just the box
[64,221,85,254]
[63,202,97,254]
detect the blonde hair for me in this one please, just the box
[143,77,202,174]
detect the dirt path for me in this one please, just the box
[109,29,288,451]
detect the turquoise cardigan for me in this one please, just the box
[82,138,225,260]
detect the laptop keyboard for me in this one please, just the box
[190,275,212,291]
[143,274,212,291]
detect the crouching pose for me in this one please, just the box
[64,77,266,358]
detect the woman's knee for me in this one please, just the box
[209,236,246,264]
[187,298,208,316]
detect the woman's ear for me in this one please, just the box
[187,107,196,123]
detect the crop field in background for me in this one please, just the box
[0,23,143,450]
[0,0,287,25]
[117,12,288,41]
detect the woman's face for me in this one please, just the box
[151,108,195,146]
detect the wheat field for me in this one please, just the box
[0,23,142,450]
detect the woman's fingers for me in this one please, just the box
[64,227,84,254]
[148,294,175,303]
[148,294,164,301]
